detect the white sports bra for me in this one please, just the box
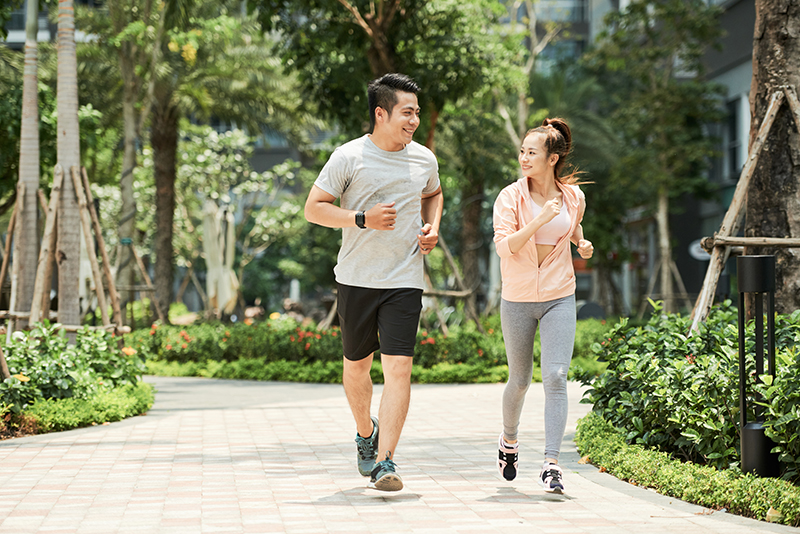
[530,201,571,245]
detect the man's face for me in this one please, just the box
[378,91,420,149]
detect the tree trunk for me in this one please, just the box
[746,0,800,313]
[151,95,179,323]
[656,187,674,313]
[56,0,82,328]
[460,179,484,323]
[16,0,40,329]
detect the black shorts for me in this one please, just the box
[337,283,423,361]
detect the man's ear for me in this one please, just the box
[375,106,387,125]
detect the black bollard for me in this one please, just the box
[737,255,780,478]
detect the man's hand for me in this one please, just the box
[418,223,438,255]
[365,202,396,230]
[577,239,594,259]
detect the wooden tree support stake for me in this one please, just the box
[0,206,17,302]
[80,167,124,331]
[130,244,165,323]
[690,90,785,333]
[71,166,111,328]
[0,327,9,380]
[29,165,64,325]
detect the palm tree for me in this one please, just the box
[14,0,41,329]
[147,12,317,321]
[56,0,82,328]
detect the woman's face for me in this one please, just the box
[518,133,557,178]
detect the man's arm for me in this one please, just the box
[418,186,443,255]
[304,185,397,230]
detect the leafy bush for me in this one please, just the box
[0,322,147,413]
[25,382,154,432]
[582,301,800,474]
[754,309,800,480]
[576,412,800,526]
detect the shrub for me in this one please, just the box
[582,300,800,474]
[26,382,154,432]
[0,322,147,413]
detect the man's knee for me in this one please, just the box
[343,354,374,377]
[380,354,413,382]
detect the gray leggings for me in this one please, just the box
[501,295,575,461]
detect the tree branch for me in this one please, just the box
[336,0,374,38]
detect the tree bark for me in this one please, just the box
[16,0,40,329]
[150,95,179,323]
[746,0,800,313]
[56,0,82,329]
[460,179,484,324]
[656,187,674,313]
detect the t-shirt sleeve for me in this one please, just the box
[422,153,440,196]
[314,148,350,198]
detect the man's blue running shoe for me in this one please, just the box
[369,453,403,491]
[355,416,379,476]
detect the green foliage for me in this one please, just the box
[576,412,800,527]
[250,0,506,137]
[26,382,155,433]
[135,312,610,384]
[583,301,800,477]
[584,0,725,197]
[0,322,147,413]
[583,302,745,468]
[754,310,800,481]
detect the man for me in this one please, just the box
[304,73,443,492]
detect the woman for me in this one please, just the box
[492,118,593,494]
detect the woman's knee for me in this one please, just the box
[541,365,568,392]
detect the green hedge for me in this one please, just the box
[129,314,610,383]
[146,357,512,384]
[576,412,800,526]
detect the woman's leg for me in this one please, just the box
[538,295,576,462]
[500,299,540,442]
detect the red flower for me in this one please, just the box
[332,331,337,337]
[290,336,295,342]
[166,344,172,350]
[420,339,428,345]
[182,343,188,349]
[305,342,311,351]
[478,349,484,356]
[315,334,321,340]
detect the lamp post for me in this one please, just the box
[737,255,780,478]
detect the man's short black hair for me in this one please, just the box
[367,73,420,132]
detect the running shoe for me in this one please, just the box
[538,462,565,494]
[355,416,379,476]
[369,453,403,491]
[497,434,519,481]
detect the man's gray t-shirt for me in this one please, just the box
[314,134,440,290]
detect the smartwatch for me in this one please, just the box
[355,211,366,229]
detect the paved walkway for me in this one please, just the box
[0,376,797,534]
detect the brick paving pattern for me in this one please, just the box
[0,376,796,533]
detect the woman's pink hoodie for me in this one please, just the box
[493,177,586,303]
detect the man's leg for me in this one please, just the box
[376,354,413,460]
[342,354,375,438]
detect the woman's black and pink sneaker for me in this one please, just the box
[538,462,565,494]
[497,434,519,481]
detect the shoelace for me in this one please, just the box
[543,467,562,483]
[356,436,374,460]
